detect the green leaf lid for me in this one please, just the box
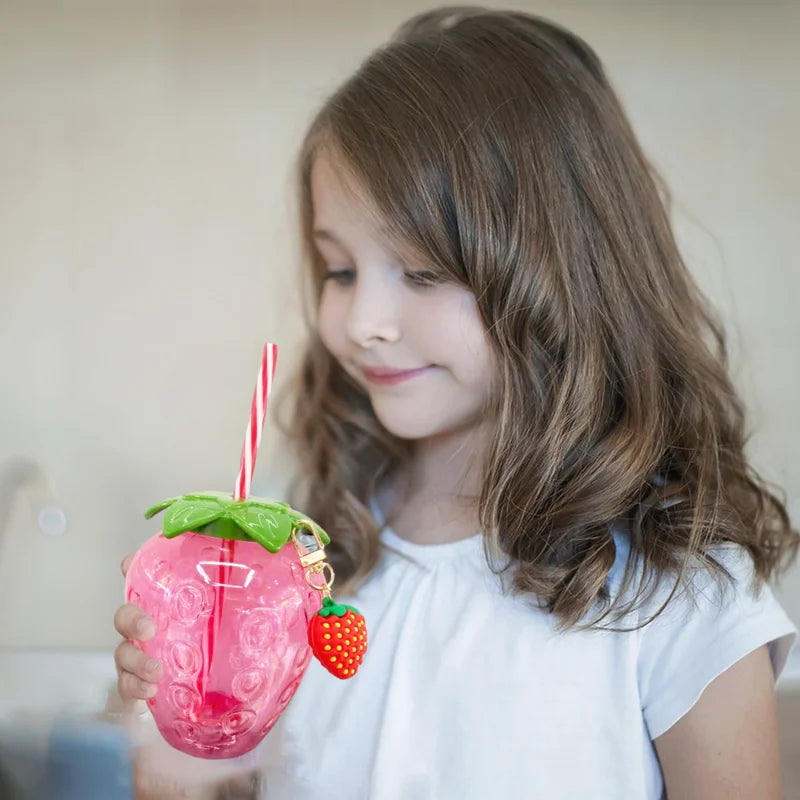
[144,491,330,554]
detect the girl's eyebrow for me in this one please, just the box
[311,228,340,245]
[313,224,396,248]
[311,228,358,256]
[312,225,413,264]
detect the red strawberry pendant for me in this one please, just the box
[308,597,368,679]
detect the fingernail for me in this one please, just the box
[142,682,157,698]
[136,617,155,635]
[145,659,160,675]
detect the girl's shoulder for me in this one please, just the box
[605,526,767,616]
[605,525,786,618]
[605,526,797,739]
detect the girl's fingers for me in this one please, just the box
[117,668,159,701]
[114,640,162,683]
[114,603,156,640]
[120,552,135,577]
[115,556,159,705]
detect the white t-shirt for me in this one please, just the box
[253,498,797,799]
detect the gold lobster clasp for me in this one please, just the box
[290,518,335,599]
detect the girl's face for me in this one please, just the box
[312,150,497,443]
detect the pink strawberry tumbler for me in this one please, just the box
[124,345,367,758]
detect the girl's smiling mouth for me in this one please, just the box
[363,365,435,384]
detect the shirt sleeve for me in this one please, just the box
[636,544,797,740]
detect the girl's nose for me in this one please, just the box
[345,277,401,347]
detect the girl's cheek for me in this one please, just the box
[317,295,340,345]
[317,320,337,355]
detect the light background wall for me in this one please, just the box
[1,1,798,649]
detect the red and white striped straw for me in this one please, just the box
[234,343,278,500]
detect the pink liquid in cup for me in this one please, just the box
[125,529,322,758]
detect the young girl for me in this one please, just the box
[114,7,799,798]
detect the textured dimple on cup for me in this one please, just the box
[232,668,267,702]
[166,640,202,678]
[221,709,256,736]
[172,581,213,625]
[239,608,278,656]
[168,683,202,716]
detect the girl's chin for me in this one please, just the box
[375,419,436,441]
[369,405,436,439]
[372,405,468,442]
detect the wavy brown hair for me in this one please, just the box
[273,6,798,631]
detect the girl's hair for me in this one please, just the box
[274,6,799,631]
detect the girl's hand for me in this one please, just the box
[113,553,163,707]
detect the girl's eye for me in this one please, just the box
[404,270,441,287]
[321,269,355,286]
[320,268,441,288]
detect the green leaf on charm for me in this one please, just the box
[162,499,225,538]
[228,504,293,552]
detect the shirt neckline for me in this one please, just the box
[369,495,485,564]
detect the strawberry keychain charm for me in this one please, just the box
[290,521,368,679]
[309,598,368,678]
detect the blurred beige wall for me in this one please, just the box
[1,1,798,649]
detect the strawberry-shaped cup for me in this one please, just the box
[125,491,343,759]
[125,344,367,758]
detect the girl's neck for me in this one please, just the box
[377,424,489,545]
